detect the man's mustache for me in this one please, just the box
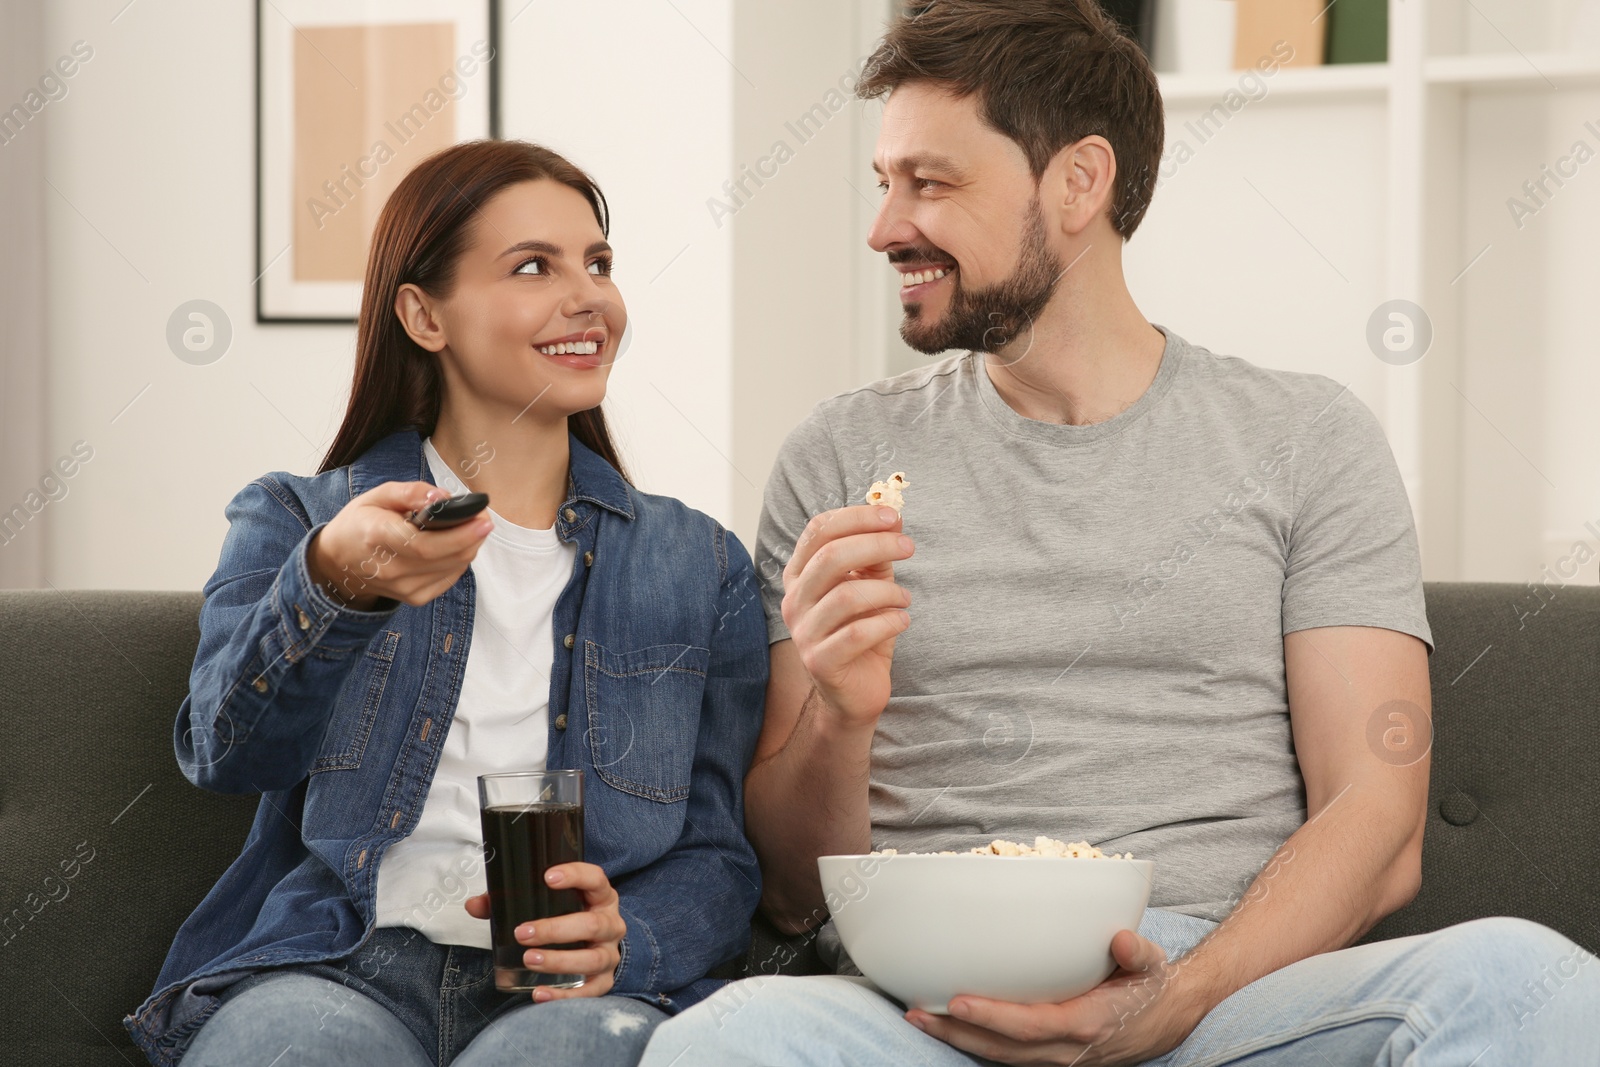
[887,246,956,269]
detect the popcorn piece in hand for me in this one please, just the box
[865,472,909,513]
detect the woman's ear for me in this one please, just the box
[395,283,448,352]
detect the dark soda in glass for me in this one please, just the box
[478,771,585,992]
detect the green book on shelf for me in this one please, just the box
[1326,0,1388,64]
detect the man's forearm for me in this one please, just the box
[1159,784,1422,1028]
[745,686,877,934]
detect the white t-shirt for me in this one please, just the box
[372,438,577,946]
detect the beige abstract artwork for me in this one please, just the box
[292,23,458,283]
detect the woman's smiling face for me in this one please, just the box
[403,178,627,424]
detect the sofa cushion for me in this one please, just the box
[0,590,253,1061]
[1357,582,1599,951]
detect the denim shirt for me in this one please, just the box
[123,429,768,1067]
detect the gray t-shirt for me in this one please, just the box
[754,325,1432,923]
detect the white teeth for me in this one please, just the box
[901,268,949,288]
[538,340,601,355]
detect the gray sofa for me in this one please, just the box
[3,585,1596,1064]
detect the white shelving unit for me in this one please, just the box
[1158,48,1600,100]
[1427,50,1600,87]
[1159,62,1391,103]
[1139,0,1600,581]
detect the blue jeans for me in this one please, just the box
[179,925,666,1066]
[639,909,1599,1066]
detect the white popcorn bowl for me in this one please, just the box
[817,852,1155,1014]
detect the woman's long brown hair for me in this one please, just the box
[318,140,630,480]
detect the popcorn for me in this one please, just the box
[865,472,909,513]
[871,835,1133,859]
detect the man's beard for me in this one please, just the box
[899,199,1063,357]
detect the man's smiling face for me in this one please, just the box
[869,82,1066,356]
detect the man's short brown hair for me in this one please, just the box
[857,0,1164,240]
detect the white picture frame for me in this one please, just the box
[256,0,498,322]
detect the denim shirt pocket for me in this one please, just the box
[310,629,401,774]
[583,641,710,803]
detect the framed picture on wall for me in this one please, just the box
[256,0,499,323]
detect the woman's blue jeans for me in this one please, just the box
[178,925,665,1066]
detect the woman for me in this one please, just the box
[122,141,768,1067]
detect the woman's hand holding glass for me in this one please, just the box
[464,862,627,1000]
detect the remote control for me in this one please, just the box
[406,492,489,530]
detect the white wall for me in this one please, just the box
[1430,0,1600,585]
[0,0,48,588]
[1458,85,1600,584]
[39,0,733,590]
[499,0,735,534]
[729,0,890,546]
[29,0,1599,590]
[1127,97,1392,428]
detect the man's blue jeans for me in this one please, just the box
[178,925,665,1066]
[639,909,1598,1066]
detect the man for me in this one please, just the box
[641,1,1598,1064]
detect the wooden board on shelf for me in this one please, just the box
[1234,0,1327,69]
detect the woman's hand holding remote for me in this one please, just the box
[306,481,493,610]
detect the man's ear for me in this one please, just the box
[1046,135,1118,236]
[395,283,448,352]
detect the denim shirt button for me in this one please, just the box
[554,714,568,730]
[252,677,268,693]
[294,606,311,631]
[583,551,594,567]
[562,507,578,522]
[563,633,575,649]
